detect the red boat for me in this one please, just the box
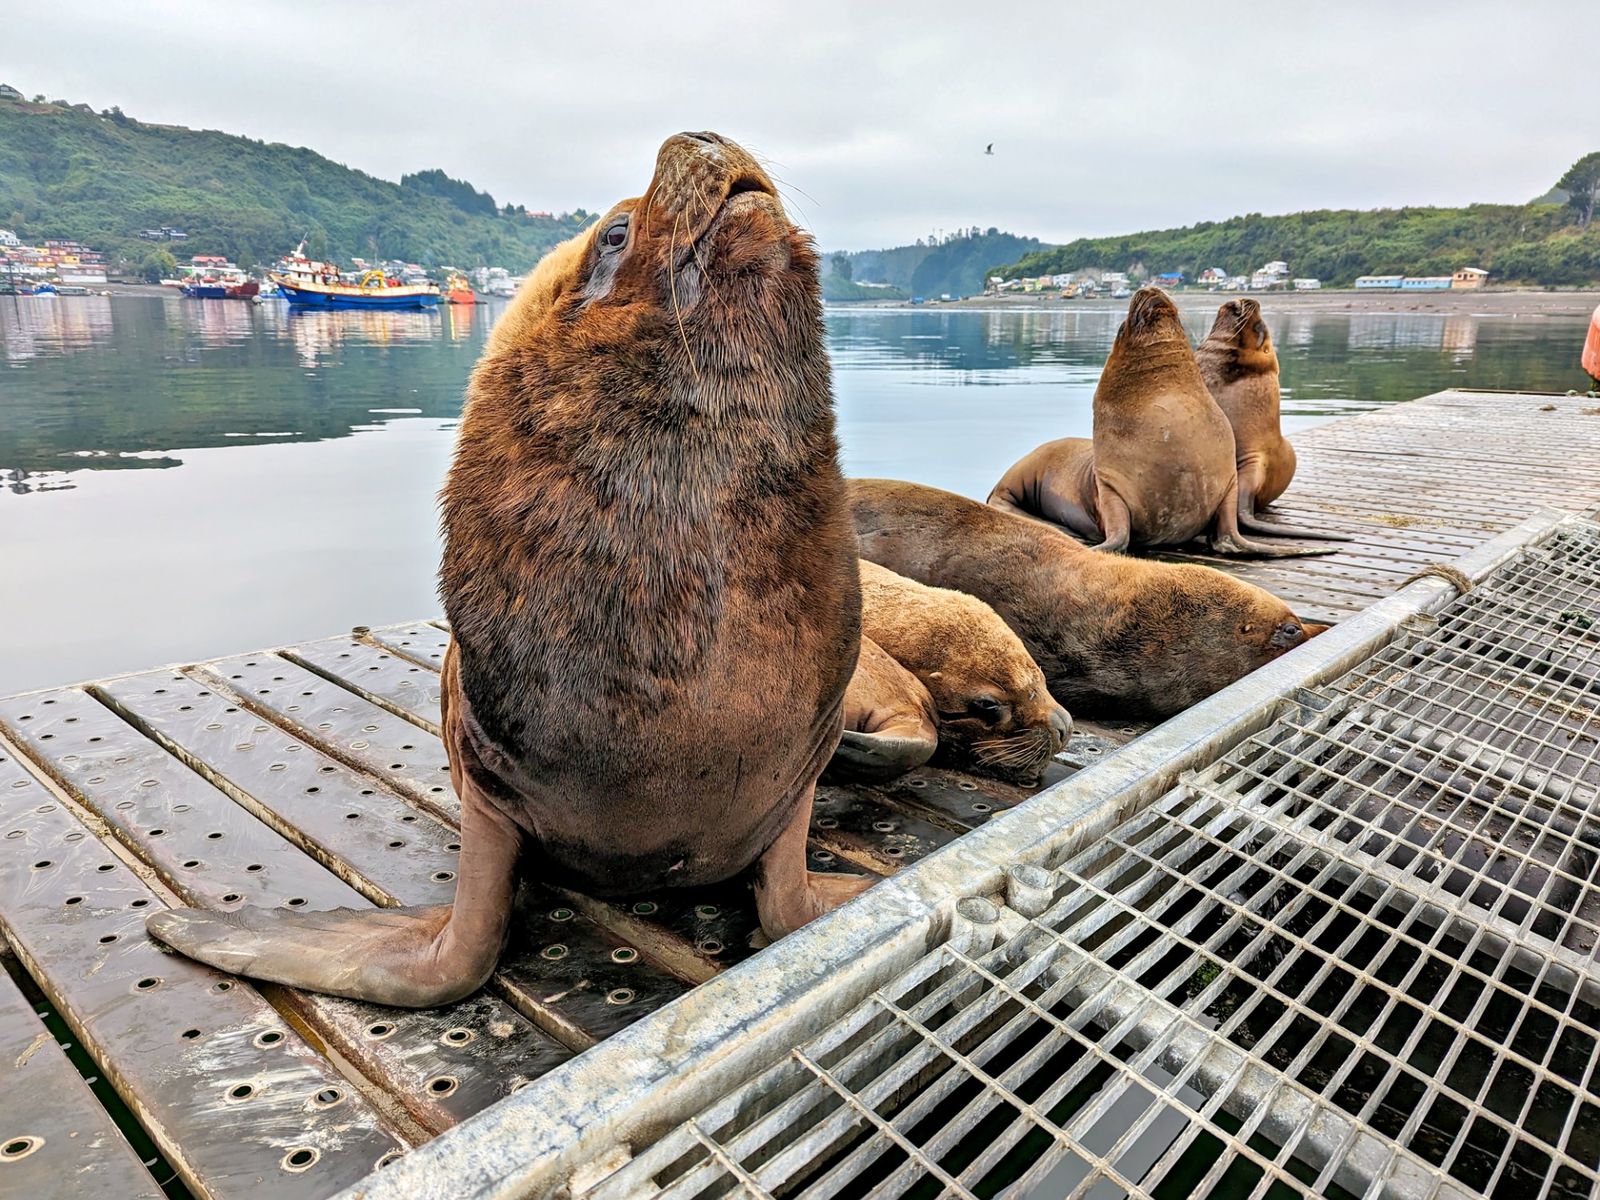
[444,273,477,305]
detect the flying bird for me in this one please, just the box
[985,143,994,155]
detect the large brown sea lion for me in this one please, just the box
[148,132,870,1006]
[987,287,1328,558]
[829,636,939,781]
[1195,298,1346,541]
[859,560,1070,782]
[851,480,1327,719]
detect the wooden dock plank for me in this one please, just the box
[0,687,569,1132]
[1191,391,1600,615]
[0,744,407,1198]
[0,966,161,1200]
[284,636,442,733]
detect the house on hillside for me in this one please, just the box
[0,84,22,101]
[0,230,18,248]
[1154,271,1184,289]
[1451,267,1489,290]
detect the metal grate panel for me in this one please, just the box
[574,518,1600,1200]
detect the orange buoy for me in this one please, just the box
[1584,302,1600,383]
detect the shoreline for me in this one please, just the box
[832,288,1600,319]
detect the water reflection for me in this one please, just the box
[1,293,116,363]
[0,295,1588,496]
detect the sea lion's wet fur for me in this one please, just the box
[440,134,861,896]
[1196,297,1294,507]
[852,480,1324,719]
[859,560,1068,780]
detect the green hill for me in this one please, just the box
[997,156,1600,288]
[835,228,1043,299]
[0,92,593,272]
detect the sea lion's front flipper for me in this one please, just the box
[147,775,523,1007]
[147,903,477,1006]
[829,728,937,781]
[1238,510,1352,542]
[754,775,875,939]
[1207,479,1336,558]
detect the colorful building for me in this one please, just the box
[1451,267,1489,290]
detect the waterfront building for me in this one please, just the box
[1154,271,1185,288]
[1451,266,1489,289]
[1355,275,1405,290]
[1198,267,1228,287]
[1398,276,1452,291]
[1293,278,1322,290]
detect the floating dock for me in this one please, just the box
[1,388,1599,1199]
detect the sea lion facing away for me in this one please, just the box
[859,560,1070,782]
[987,287,1328,559]
[149,132,869,1006]
[852,480,1327,719]
[829,636,939,781]
[1195,298,1347,542]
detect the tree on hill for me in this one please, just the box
[1556,152,1600,228]
[138,247,177,282]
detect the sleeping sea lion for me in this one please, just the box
[1195,297,1347,541]
[859,560,1070,782]
[851,480,1328,719]
[829,636,939,781]
[148,131,870,1006]
[987,287,1328,558]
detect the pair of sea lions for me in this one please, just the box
[148,134,1324,1009]
[988,288,1346,555]
[836,561,1071,783]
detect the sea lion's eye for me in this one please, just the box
[969,697,1005,723]
[600,219,629,254]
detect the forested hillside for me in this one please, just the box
[998,155,1600,286]
[0,92,592,270]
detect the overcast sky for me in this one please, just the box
[5,2,1595,250]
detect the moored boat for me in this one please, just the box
[273,269,440,310]
[270,244,439,310]
[444,273,477,305]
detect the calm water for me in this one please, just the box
[0,292,1588,693]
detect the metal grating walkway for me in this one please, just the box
[569,518,1600,1200]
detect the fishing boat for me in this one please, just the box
[273,269,440,310]
[269,242,439,310]
[180,277,261,300]
[444,273,477,305]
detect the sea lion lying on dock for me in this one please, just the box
[149,131,870,1006]
[851,479,1327,719]
[1195,298,1347,542]
[859,560,1070,782]
[830,636,939,781]
[987,287,1329,558]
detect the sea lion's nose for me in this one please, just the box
[1048,705,1073,751]
[1268,620,1308,651]
[681,131,724,146]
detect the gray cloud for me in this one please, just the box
[6,1,1593,249]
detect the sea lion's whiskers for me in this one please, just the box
[971,728,1054,773]
[668,213,701,388]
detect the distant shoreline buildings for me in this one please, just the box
[985,259,1491,297]
[0,232,109,285]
